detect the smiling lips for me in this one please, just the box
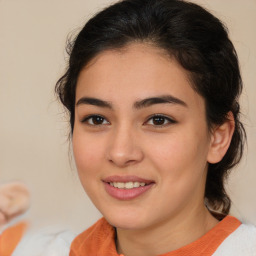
[103,175,154,200]
[110,181,147,189]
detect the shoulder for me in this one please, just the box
[12,227,76,256]
[213,221,256,256]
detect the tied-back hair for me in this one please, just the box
[56,0,246,214]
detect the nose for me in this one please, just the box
[106,125,144,168]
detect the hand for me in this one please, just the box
[0,182,30,226]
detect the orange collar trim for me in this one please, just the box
[70,215,241,256]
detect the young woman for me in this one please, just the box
[55,0,255,255]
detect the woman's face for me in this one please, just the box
[73,43,213,230]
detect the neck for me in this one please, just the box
[116,205,218,256]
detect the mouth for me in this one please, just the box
[103,176,155,200]
[108,181,148,189]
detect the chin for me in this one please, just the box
[102,207,151,230]
[107,216,144,230]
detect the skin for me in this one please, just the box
[0,182,30,226]
[72,43,234,256]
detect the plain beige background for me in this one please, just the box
[0,0,255,232]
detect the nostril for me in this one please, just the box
[106,141,144,166]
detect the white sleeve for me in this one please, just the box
[12,229,76,256]
[212,224,256,256]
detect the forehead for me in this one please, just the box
[76,43,204,110]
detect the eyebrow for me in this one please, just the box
[134,95,187,109]
[76,97,112,108]
[76,95,187,109]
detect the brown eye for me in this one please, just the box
[152,116,166,125]
[91,116,105,125]
[146,115,176,127]
[82,115,109,125]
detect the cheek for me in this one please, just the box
[72,132,104,178]
[146,129,209,179]
[72,133,106,203]
[147,134,209,209]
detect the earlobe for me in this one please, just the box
[207,112,235,164]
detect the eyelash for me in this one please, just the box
[81,114,176,127]
[81,115,110,126]
[145,114,177,127]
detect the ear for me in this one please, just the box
[207,112,235,164]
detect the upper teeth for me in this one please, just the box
[110,182,146,189]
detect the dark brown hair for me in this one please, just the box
[56,0,246,214]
